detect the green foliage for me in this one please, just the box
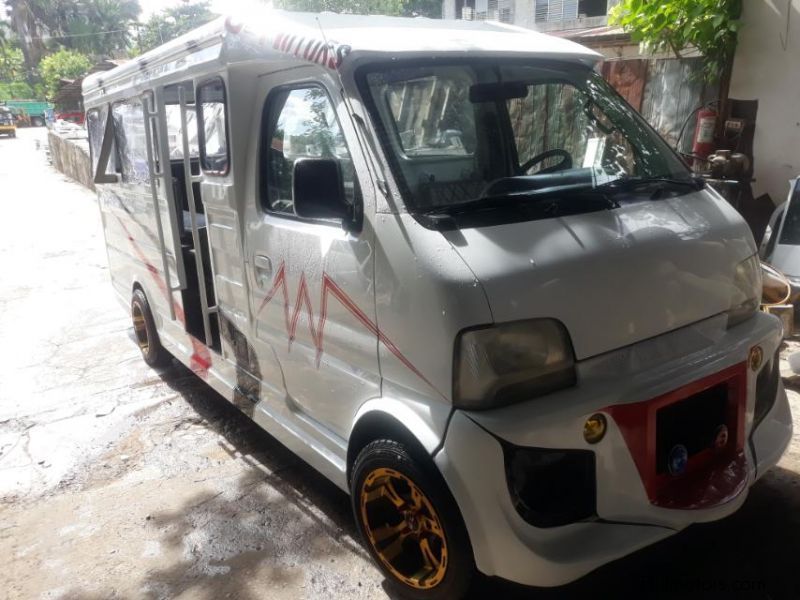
[0,45,25,81]
[274,0,440,18]
[39,48,91,96]
[51,0,142,57]
[0,80,37,100]
[609,0,742,81]
[134,1,216,55]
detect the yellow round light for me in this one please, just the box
[584,413,607,444]
[749,345,763,371]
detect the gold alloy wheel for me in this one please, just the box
[359,467,448,590]
[132,304,150,354]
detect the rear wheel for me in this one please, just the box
[351,439,474,600]
[131,289,171,368]
[31,116,44,127]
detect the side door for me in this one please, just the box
[244,68,379,440]
[765,178,800,277]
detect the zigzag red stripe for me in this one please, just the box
[257,261,438,393]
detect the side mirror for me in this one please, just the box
[292,158,350,223]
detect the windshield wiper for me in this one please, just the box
[598,175,706,195]
[422,182,600,216]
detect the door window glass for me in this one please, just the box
[197,78,229,174]
[261,86,360,216]
[111,99,149,184]
[86,106,117,174]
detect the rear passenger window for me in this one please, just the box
[197,78,229,174]
[86,106,117,175]
[260,86,360,216]
[111,99,149,184]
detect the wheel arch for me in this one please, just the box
[346,399,450,486]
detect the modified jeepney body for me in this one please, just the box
[83,10,792,597]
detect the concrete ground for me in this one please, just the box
[1,127,799,600]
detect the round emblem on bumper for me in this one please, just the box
[668,444,689,476]
[749,345,763,371]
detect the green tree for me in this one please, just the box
[4,0,141,82]
[134,1,216,54]
[4,0,48,84]
[52,0,141,57]
[609,0,742,82]
[39,47,90,96]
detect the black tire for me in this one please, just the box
[131,288,171,368]
[351,439,475,600]
[31,116,44,127]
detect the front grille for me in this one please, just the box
[656,383,728,474]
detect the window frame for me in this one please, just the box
[258,81,361,226]
[196,76,231,176]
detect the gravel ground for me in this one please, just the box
[1,128,799,600]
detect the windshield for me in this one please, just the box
[360,60,690,214]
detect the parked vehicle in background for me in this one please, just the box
[55,111,85,125]
[759,178,800,320]
[1,100,52,127]
[83,10,793,599]
[0,107,16,137]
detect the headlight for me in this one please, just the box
[726,254,761,329]
[453,319,576,410]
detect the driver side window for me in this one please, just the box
[260,85,360,216]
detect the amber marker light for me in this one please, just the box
[749,345,763,371]
[584,413,607,444]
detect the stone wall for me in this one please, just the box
[48,130,94,191]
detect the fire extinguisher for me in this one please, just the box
[692,107,718,159]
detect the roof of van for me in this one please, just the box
[82,9,601,101]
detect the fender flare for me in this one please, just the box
[347,396,452,482]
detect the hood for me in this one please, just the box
[444,191,756,360]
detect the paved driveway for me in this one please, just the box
[1,127,799,600]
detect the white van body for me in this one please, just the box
[83,10,792,592]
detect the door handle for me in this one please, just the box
[254,254,273,288]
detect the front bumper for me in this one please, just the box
[435,312,792,587]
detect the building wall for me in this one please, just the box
[730,0,800,205]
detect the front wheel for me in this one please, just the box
[351,439,475,600]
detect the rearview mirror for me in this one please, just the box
[292,158,350,224]
[469,82,528,103]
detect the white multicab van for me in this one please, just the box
[83,10,793,598]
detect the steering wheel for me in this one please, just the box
[520,149,573,174]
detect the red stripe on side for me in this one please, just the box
[115,216,212,378]
[256,260,441,396]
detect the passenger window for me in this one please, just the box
[197,78,229,174]
[261,86,360,216]
[111,99,149,184]
[86,106,117,175]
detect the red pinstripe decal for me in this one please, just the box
[271,32,351,70]
[257,261,438,392]
[115,216,212,378]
